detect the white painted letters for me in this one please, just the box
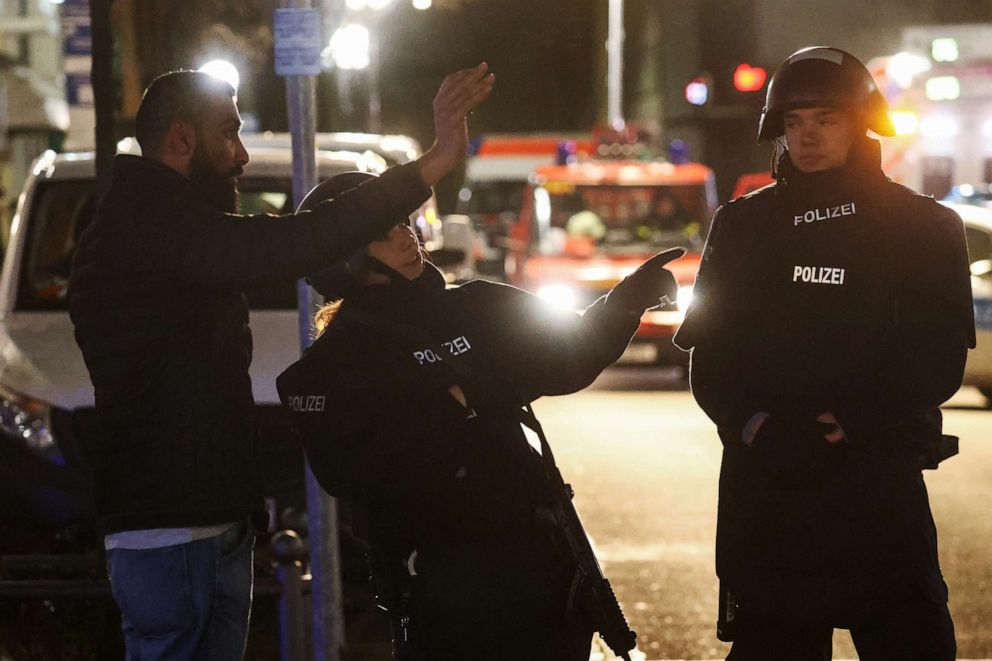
[793,202,857,226]
[412,335,474,365]
[792,265,846,285]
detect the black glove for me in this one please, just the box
[748,416,847,489]
[607,247,685,314]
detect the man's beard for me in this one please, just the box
[189,146,240,213]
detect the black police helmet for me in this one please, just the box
[757,46,895,143]
[299,171,383,299]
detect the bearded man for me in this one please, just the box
[69,66,492,660]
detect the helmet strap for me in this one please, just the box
[364,254,405,285]
[771,137,788,177]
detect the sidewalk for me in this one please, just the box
[590,636,992,661]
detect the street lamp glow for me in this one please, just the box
[931,38,959,63]
[925,76,960,101]
[920,116,959,138]
[198,59,240,91]
[346,0,395,8]
[412,0,432,8]
[891,111,919,136]
[886,51,931,89]
[326,24,371,70]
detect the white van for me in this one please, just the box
[0,142,398,542]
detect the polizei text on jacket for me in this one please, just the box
[794,202,856,226]
[793,265,846,285]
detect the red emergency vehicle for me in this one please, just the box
[507,155,718,366]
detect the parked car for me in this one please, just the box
[952,200,992,404]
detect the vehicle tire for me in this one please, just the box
[979,387,992,407]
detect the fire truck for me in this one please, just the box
[506,141,718,367]
[456,134,595,279]
[869,25,992,199]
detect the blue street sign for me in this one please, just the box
[274,8,323,77]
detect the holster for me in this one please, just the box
[367,547,418,659]
[366,546,412,616]
[918,435,959,470]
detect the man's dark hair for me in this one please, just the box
[135,70,236,158]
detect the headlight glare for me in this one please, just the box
[537,283,579,310]
[0,384,62,465]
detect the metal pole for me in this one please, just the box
[283,1,344,658]
[89,0,116,199]
[272,531,309,661]
[607,0,625,130]
[367,15,383,134]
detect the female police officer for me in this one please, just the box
[277,171,682,660]
[675,47,974,660]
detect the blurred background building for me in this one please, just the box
[2,0,992,207]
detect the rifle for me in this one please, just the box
[520,405,638,661]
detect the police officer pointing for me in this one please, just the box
[675,47,974,660]
[277,172,682,659]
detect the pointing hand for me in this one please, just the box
[607,247,686,313]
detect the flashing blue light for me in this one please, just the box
[668,139,691,164]
[557,140,578,165]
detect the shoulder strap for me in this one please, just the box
[519,403,561,471]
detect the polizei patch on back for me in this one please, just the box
[412,335,473,365]
[287,394,327,413]
[793,202,856,226]
[793,265,846,285]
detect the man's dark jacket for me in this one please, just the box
[69,155,430,533]
[674,138,975,625]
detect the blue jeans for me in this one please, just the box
[107,522,255,661]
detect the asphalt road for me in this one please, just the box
[534,368,992,661]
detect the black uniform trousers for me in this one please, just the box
[727,584,956,661]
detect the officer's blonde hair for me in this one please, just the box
[313,300,343,339]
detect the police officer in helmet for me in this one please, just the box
[278,171,682,659]
[675,47,974,660]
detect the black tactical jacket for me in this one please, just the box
[276,265,641,558]
[69,155,430,533]
[675,138,974,624]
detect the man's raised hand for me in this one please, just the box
[417,63,495,186]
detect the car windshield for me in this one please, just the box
[533,182,707,255]
[17,178,301,311]
[459,180,527,217]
